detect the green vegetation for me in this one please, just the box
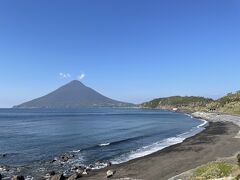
[208,91,240,115]
[142,91,240,115]
[141,96,213,111]
[192,162,235,180]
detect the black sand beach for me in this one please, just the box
[82,122,240,180]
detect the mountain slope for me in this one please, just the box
[207,91,240,115]
[141,96,214,111]
[142,92,240,115]
[14,80,133,108]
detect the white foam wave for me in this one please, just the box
[99,143,110,147]
[72,149,81,153]
[185,113,194,118]
[197,119,208,128]
[72,117,208,169]
[111,118,207,164]
[110,136,185,164]
[91,162,109,170]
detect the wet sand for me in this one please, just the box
[82,121,240,180]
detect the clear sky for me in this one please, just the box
[0,0,240,107]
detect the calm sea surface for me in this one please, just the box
[0,108,207,169]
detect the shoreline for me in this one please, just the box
[1,111,240,180]
[80,112,240,180]
[107,115,208,166]
[1,109,205,179]
[192,111,240,138]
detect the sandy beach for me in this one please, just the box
[81,113,240,180]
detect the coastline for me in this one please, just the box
[80,112,240,180]
[192,111,240,138]
[1,111,240,180]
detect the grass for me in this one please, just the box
[218,102,240,115]
[192,162,235,180]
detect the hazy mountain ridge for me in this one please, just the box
[14,80,133,108]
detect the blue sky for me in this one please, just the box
[0,0,240,107]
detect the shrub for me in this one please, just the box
[193,162,234,179]
[237,154,240,167]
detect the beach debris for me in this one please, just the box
[67,173,82,180]
[106,170,115,178]
[11,175,25,180]
[50,174,65,180]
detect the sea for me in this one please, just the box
[0,108,208,176]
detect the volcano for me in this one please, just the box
[14,80,133,108]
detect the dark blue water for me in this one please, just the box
[0,108,207,169]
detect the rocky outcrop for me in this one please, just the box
[11,175,24,180]
[0,165,9,172]
[67,173,81,180]
[60,154,71,162]
[106,170,115,178]
[51,174,65,180]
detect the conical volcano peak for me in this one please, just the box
[14,80,133,108]
[69,79,79,83]
[64,80,86,87]
[68,80,83,84]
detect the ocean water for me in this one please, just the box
[0,108,207,169]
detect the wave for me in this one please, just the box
[99,143,110,147]
[71,149,81,153]
[0,152,19,157]
[110,118,208,165]
[110,137,185,164]
[80,135,149,151]
[185,113,193,118]
[79,118,208,170]
[197,119,208,128]
[68,117,208,169]
[81,118,208,153]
